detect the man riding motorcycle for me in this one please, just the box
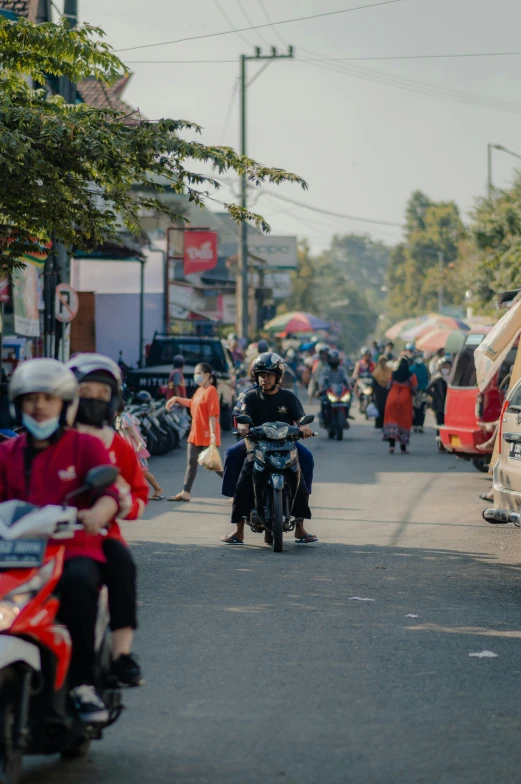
[352,347,375,401]
[0,359,122,723]
[221,353,318,546]
[318,350,352,430]
[67,353,149,687]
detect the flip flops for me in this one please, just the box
[149,494,166,501]
[168,494,190,502]
[295,534,319,544]
[221,534,244,545]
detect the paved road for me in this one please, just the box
[24,409,521,783]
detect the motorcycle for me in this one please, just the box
[357,378,374,419]
[0,465,123,781]
[235,414,316,553]
[323,384,352,441]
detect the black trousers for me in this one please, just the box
[56,543,137,688]
[231,458,311,524]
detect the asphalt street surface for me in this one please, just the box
[24,407,521,783]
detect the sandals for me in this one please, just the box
[295,534,319,544]
[149,494,166,501]
[168,493,190,502]
[479,491,494,502]
[221,534,244,545]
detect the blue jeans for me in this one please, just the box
[222,439,314,497]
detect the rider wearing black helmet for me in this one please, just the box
[221,353,318,546]
[318,350,351,429]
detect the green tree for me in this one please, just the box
[0,17,305,269]
[386,191,466,320]
[471,175,521,306]
[285,240,318,313]
[325,233,390,312]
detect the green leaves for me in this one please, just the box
[0,17,306,272]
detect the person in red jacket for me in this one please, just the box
[2,359,122,724]
[67,353,148,687]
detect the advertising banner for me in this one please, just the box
[183,231,218,276]
[247,236,297,269]
[12,265,40,337]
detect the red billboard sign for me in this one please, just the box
[183,231,218,276]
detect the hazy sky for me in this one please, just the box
[79,0,521,251]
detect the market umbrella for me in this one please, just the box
[385,315,432,341]
[401,316,470,342]
[263,311,331,333]
[416,328,467,353]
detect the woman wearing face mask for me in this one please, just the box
[67,353,149,687]
[426,356,452,450]
[166,362,222,502]
[410,351,430,434]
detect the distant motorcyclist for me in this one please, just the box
[319,350,351,429]
[352,347,375,381]
[309,344,329,400]
[221,353,317,546]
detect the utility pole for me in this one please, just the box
[238,46,294,342]
[43,0,78,357]
[438,250,444,313]
[487,143,493,199]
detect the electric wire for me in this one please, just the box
[236,0,273,49]
[115,0,404,53]
[125,51,521,64]
[212,0,253,47]
[218,78,239,144]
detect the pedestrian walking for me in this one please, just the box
[410,351,430,433]
[426,356,452,451]
[166,362,222,502]
[372,355,392,429]
[383,357,418,454]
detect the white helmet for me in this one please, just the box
[9,359,79,426]
[67,353,123,423]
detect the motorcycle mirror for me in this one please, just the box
[85,465,120,490]
[298,415,315,426]
[236,415,254,425]
[63,465,119,507]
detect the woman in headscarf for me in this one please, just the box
[372,355,393,429]
[383,357,418,453]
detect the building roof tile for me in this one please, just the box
[76,75,143,125]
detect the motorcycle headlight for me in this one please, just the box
[340,392,351,402]
[263,425,289,440]
[0,560,55,630]
[254,448,266,464]
[326,393,339,403]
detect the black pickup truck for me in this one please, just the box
[125,334,237,430]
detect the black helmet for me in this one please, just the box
[133,390,153,405]
[173,354,185,369]
[328,350,341,367]
[252,352,285,383]
[257,339,269,353]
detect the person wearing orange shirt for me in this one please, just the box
[166,362,222,502]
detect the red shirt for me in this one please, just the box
[188,385,221,447]
[104,432,149,538]
[0,430,120,563]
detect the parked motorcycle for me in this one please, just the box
[235,414,316,553]
[0,466,123,781]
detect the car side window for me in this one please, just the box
[507,382,521,410]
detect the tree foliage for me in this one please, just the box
[282,235,378,351]
[0,17,306,269]
[471,175,521,306]
[386,190,466,320]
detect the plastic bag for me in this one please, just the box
[197,443,223,472]
[366,402,379,419]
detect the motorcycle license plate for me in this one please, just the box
[509,442,521,460]
[0,540,45,568]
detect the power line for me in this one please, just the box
[236,0,272,49]
[212,0,252,47]
[115,0,404,53]
[125,50,521,64]
[260,189,405,227]
[219,78,239,144]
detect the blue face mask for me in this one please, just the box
[193,373,204,385]
[22,413,60,441]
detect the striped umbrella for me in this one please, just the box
[385,315,432,341]
[416,328,467,353]
[401,316,469,342]
[263,311,331,333]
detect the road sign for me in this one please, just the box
[55,283,79,323]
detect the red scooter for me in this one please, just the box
[0,465,123,782]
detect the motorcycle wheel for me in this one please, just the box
[61,738,91,759]
[272,488,284,553]
[0,669,23,784]
[334,410,344,440]
[472,457,491,473]
[328,429,335,439]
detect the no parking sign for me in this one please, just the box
[55,283,79,323]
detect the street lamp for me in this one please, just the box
[487,143,521,198]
